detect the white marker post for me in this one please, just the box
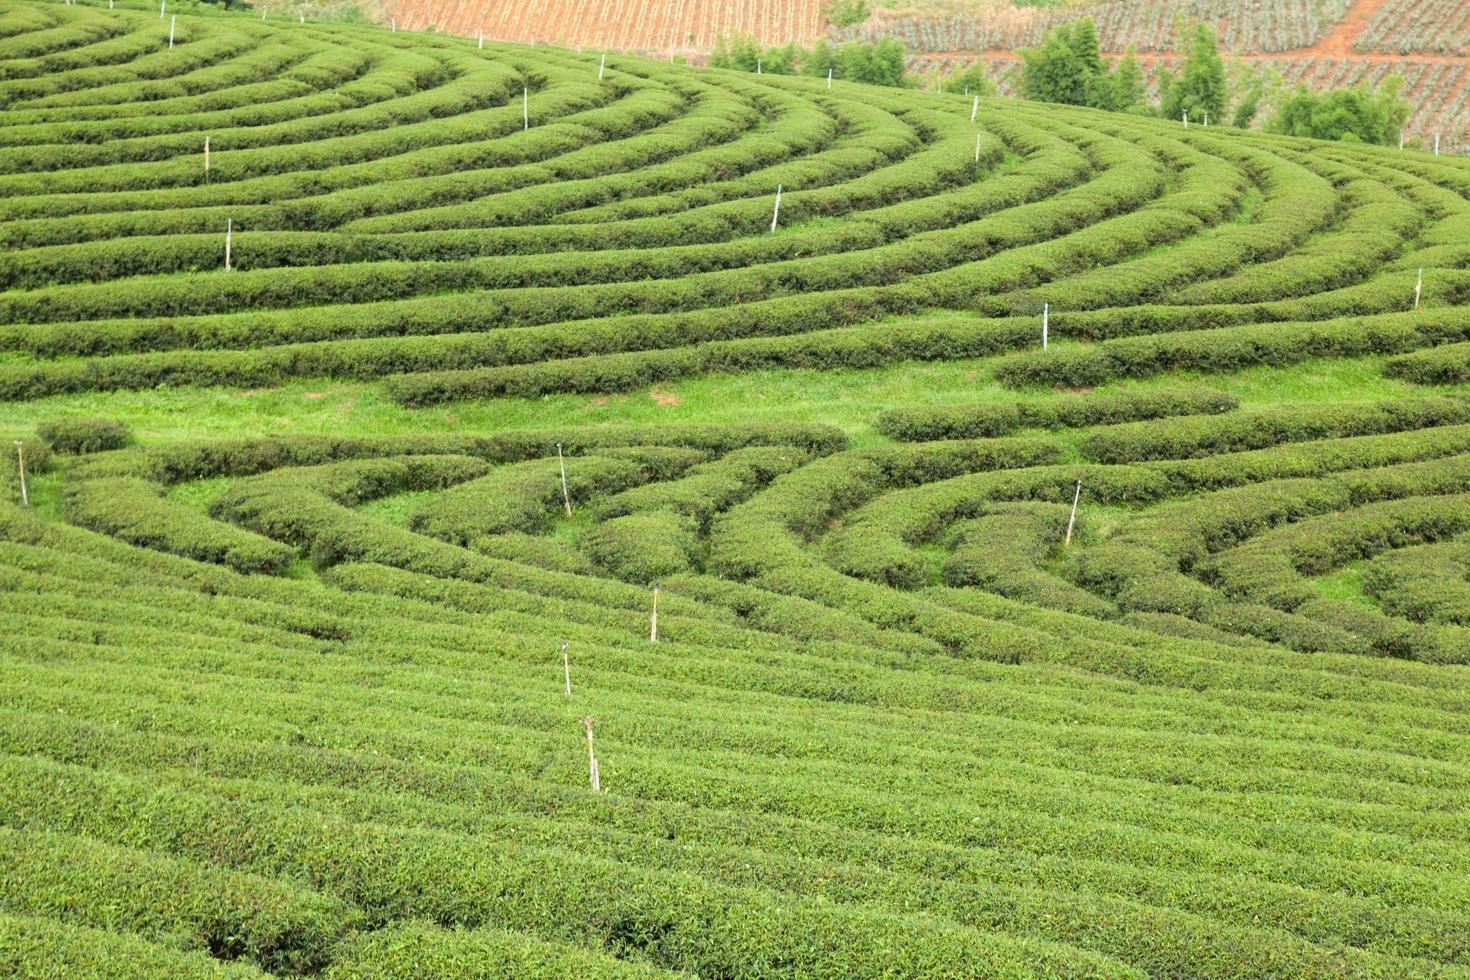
[299,12,304,22]
[769,184,782,233]
[1064,479,1081,546]
[478,30,483,49]
[224,217,233,271]
[1042,302,1049,349]
[971,94,979,122]
[556,442,572,516]
[159,0,164,18]
[1434,134,1440,156]
[1182,110,1188,128]
[1398,132,1404,150]
[390,17,396,32]
[168,15,175,47]
[1203,111,1209,126]
[1415,268,1424,311]
[598,52,605,79]
[204,135,209,181]
[756,58,761,74]
[974,132,981,163]
[650,582,660,643]
[581,716,601,793]
[827,67,832,89]
[13,441,27,508]
[523,86,529,129]
[561,642,571,697]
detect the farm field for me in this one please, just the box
[3,0,1470,976]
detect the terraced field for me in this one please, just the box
[3,1,1470,976]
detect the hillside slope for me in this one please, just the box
[2,3,1470,976]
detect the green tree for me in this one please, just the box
[1231,68,1270,128]
[1021,19,1138,112]
[1069,16,1104,77]
[1108,49,1146,112]
[1265,77,1411,145]
[839,41,877,84]
[800,39,842,79]
[871,37,906,87]
[1019,21,1090,105]
[1161,23,1227,123]
[941,60,995,96]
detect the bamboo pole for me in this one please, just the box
[13,441,27,508]
[556,442,572,516]
[1064,480,1081,546]
[650,582,660,643]
[581,717,600,793]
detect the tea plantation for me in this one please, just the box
[2,2,1470,976]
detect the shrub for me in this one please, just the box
[36,416,132,455]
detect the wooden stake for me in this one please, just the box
[556,442,572,516]
[13,441,27,508]
[581,716,600,793]
[650,582,659,643]
[1414,268,1423,311]
[1042,302,1049,349]
[769,184,782,233]
[168,14,175,48]
[224,217,232,271]
[523,86,529,129]
[598,52,606,79]
[1064,479,1081,546]
[561,642,571,697]
[971,94,978,122]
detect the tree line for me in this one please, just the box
[706,18,1412,146]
